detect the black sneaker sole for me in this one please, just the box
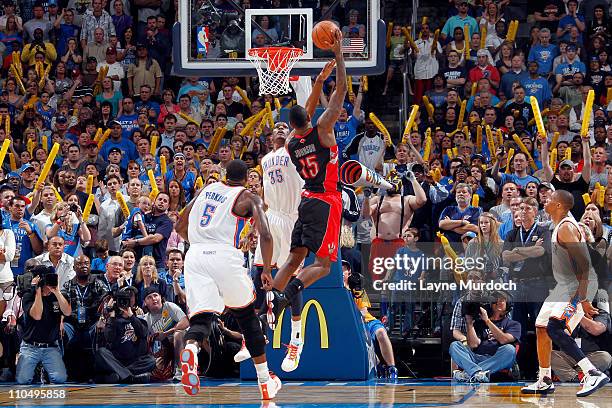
[521,387,555,395]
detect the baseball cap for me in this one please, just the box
[87,56,97,63]
[471,153,487,163]
[143,286,160,300]
[538,181,555,192]
[559,159,575,168]
[106,47,117,54]
[7,172,19,179]
[109,120,121,127]
[566,44,577,52]
[477,49,488,57]
[341,259,351,270]
[56,115,67,124]
[48,0,58,6]
[108,147,122,155]
[18,163,34,174]
[461,231,477,240]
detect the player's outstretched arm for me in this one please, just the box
[317,30,347,145]
[306,59,336,120]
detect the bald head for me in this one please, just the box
[553,190,574,211]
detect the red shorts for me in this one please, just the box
[290,190,342,262]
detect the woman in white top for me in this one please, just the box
[0,223,16,317]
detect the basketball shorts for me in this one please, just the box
[184,243,255,317]
[535,280,598,333]
[254,209,298,267]
[290,191,342,262]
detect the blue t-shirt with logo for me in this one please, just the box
[8,219,41,276]
[522,76,553,105]
[528,44,558,76]
[334,115,361,163]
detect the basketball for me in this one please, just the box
[312,20,340,50]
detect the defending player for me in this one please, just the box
[521,190,609,397]
[175,160,281,399]
[234,121,306,372]
[262,29,346,329]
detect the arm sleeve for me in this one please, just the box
[342,188,361,222]
[2,229,15,262]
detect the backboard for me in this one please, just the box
[172,0,386,77]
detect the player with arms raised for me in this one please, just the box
[175,160,281,400]
[263,29,346,329]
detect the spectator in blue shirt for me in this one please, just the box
[522,61,553,106]
[116,97,139,138]
[441,1,479,42]
[135,84,160,116]
[164,153,195,201]
[554,44,586,93]
[492,150,540,189]
[99,121,137,166]
[438,183,482,243]
[7,196,43,276]
[556,0,586,43]
[500,55,529,100]
[528,28,558,78]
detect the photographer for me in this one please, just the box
[449,289,520,383]
[94,287,155,383]
[61,255,109,381]
[15,266,71,385]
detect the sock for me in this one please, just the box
[186,343,199,355]
[539,366,551,380]
[577,357,597,374]
[284,278,304,301]
[255,362,270,383]
[291,319,301,342]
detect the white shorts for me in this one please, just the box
[184,243,255,317]
[254,210,297,267]
[535,280,598,332]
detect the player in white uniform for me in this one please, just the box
[175,160,282,400]
[234,122,306,372]
[521,190,609,397]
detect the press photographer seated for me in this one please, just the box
[16,265,71,385]
[449,286,520,383]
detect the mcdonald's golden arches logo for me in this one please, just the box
[272,299,329,349]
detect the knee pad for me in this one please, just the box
[231,305,266,358]
[185,313,214,344]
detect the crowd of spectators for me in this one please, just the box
[0,0,610,385]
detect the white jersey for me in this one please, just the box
[188,182,248,248]
[357,133,387,171]
[551,216,597,289]
[261,147,303,216]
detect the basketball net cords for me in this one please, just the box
[247,48,303,96]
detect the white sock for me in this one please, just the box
[291,319,302,342]
[186,343,199,355]
[539,366,551,380]
[577,357,596,374]
[255,362,270,383]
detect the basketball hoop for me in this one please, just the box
[247,47,304,96]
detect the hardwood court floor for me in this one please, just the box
[0,380,610,407]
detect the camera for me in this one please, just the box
[108,287,136,315]
[461,292,493,320]
[347,271,364,298]
[69,203,79,213]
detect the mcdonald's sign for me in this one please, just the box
[272,299,329,349]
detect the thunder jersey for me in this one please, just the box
[188,182,248,249]
[287,126,340,193]
[551,216,597,289]
[261,147,304,216]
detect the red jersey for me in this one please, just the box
[287,125,340,193]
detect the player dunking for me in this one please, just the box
[175,160,281,399]
[521,190,609,397]
[263,30,346,329]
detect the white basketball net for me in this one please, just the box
[247,47,304,96]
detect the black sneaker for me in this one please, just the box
[264,290,289,330]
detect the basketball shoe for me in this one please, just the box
[576,369,609,397]
[281,339,303,372]
[521,376,555,395]
[180,343,200,396]
[259,371,282,400]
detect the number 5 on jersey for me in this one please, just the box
[299,155,319,179]
[200,204,217,227]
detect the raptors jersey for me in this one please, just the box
[551,216,597,289]
[188,182,248,249]
[287,126,340,193]
[261,147,304,216]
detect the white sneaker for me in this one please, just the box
[281,339,303,372]
[471,370,490,383]
[521,377,555,395]
[259,371,282,400]
[452,369,470,382]
[576,369,610,397]
[234,339,251,363]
